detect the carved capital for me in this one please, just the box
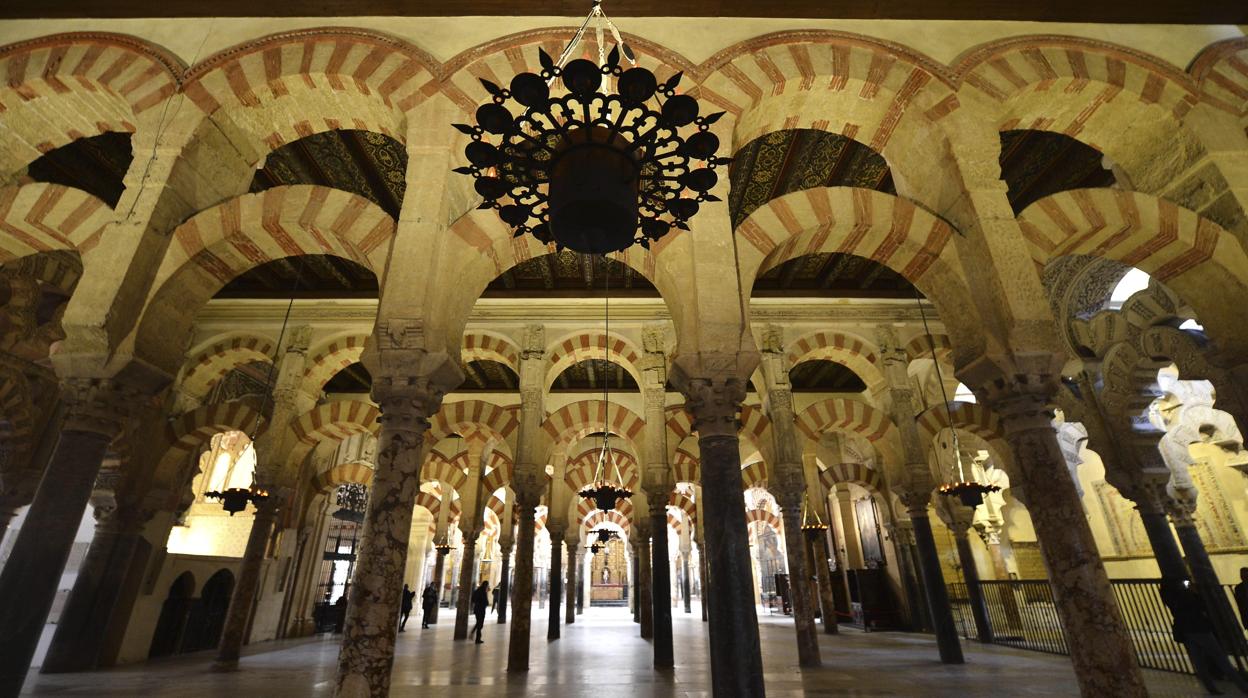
[895,487,933,515]
[60,377,147,438]
[681,377,746,438]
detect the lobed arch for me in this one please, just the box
[461,330,521,373]
[736,187,983,362]
[1017,188,1248,355]
[311,460,374,494]
[545,330,644,392]
[819,460,887,498]
[179,332,276,401]
[0,183,114,264]
[303,332,369,395]
[796,397,901,466]
[0,32,182,182]
[954,35,1204,195]
[426,399,519,452]
[540,400,646,464]
[786,330,884,393]
[135,185,393,375]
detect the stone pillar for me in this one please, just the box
[680,375,765,697]
[636,524,654,639]
[453,531,481,640]
[809,534,838,634]
[0,502,18,549]
[977,523,1011,580]
[42,501,151,673]
[1168,499,1248,652]
[430,547,449,623]
[935,499,992,643]
[681,551,693,614]
[565,540,578,624]
[333,364,449,698]
[988,390,1147,697]
[497,540,512,624]
[900,490,965,663]
[214,496,281,670]
[547,524,564,640]
[648,494,674,667]
[506,486,540,672]
[0,377,141,696]
[698,536,710,623]
[775,483,821,666]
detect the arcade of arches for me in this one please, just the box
[2,10,1248,698]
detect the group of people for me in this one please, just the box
[399,580,493,644]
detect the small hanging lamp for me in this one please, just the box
[799,492,829,540]
[434,536,454,555]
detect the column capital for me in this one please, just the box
[512,468,545,506]
[676,374,747,438]
[59,376,152,438]
[895,487,934,516]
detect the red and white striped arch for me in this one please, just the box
[288,399,381,469]
[819,461,887,497]
[303,333,368,394]
[796,397,900,465]
[0,32,181,179]
[744,506,783,534]
[0,184,114,264]
[579,508,633,536]
[540,400,646,462]
[740,460,769,490]
[544,331,643,391]
[565,446,640,494]
[426,399,519,453]
[462,330,521,373]
[738,403,773,465]
[904,332,953,364]
[179,332,276,400]
[672,448,699,484]
[1189,38,1248,123]
[311,460,374,493]
[420,451,469,493]
[786,330,884,394]
[154,399,266,485]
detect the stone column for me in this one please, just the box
[42,499,151,673]
[453,531,481,640]
[565,540,578,624]
[547,523,564,640]
[809,533,838,634]
[834,487,864,568]
[937,500,993,643]
[506,325,545,672]
[0,501,19,549]
[0,377,141,696]
[1168,499,1248,652]
[681,550,693,614]
[636,523,654,639]
[430,547,449,623]
[987,390,1147,697]
[506,484,540,672]
[680,375,765,697]
[775,482,821,666]
[699,538,710,622]
[214,495,281,670]
[333,364,450,698]
[899,490,965,663]
[648,494,674,667]
[453,441,488,641]
[497,540,512,624]
[977,523,1011,580]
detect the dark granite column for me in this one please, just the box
[547,525,563,640]
[0,502,18,549]
[685,376,765,698]
[42,506,149,673]
[952,528,993,643]
[565,541,578,624]
[775,481,821,666]
[453,531,480,640]
[809,534,838,634]
[899,491,964,663]
[991,393,1147,697]
[506,487,539,672]
[681,552,693,614]
[699,539,710,622]
[497,541,512,624]
[0,378,137,696]
[632,547,641,623]
[431,547,448,623]
[1170,503,1248,654]
[648,495,674,668]
[333,373,444,698]
[637,528,654,639]
[214,496,280,670]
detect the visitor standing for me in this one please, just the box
[421,583,437,629]
[399,583,417,632]
[471,581,490,644]
[1234,567,1248,630]
[1161,577,1248,695]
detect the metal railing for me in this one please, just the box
[948,579,1248,675]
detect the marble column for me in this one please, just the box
[506,487,539,672]
[497,540,512,624]
[681,551,693,614]
[684,376,765,697]
[453,531,481,640]
[547,524,563,640]
[632,548,641,623]
[953,528,993,643]
[0,378,137,696]
[810,534,838,634]
[991,392,1147,697]
[430,547,449,623]
[775,482,821,666]
[214,496,280,670]
[333,372,443,698]
[636,527,654,639]
[649,495,674,668]
[977,524,1011,580]
[900,491,965,663]
[699,538,710,623]
[42,504,150,673]
[565,541,578,624]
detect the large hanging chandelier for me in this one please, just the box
[452,1,728,254]
[914,290,1000,508]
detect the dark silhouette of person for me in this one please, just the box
[421,583,437,629]
[491,586,500,612]
[471,580,490,644]
[399,583,417,632]
[333,590,349,634]
[1235,567,1248,631]
[1161,576,1248,695]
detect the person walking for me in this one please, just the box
[1161,577,1248,695]
[421,583,438,629]
[1235,567,1248,630]
[471,580,490,644]
[399,583,417,632]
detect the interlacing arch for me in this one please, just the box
[545,330,643,390]
[311,461,374,493]
[819,461,886,497]
[461,330,520,373]
[0,184,114,264]
[796,397,900,465]
[179,332,276,401]
[0,32,182,181]
[426,399,519,452]
[540,400,646,463]
[786,330,885,393]
[736,187,982,358]
[1018,189,1248,351]
[303,333,369,395]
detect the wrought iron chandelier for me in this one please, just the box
[592,528,619,545]
[330,483,368,524]
[799,492,829,540]
[205,485,268,516]
[915,290,1000,508]
[434,536,454,555]
[578,260,633,512]
[453,1,728,254]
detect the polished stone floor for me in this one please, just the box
[22,604,1208,696]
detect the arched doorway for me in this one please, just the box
[181,569,234,653]
[148,572,195,658]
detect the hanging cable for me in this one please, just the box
[912,286,967,483]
